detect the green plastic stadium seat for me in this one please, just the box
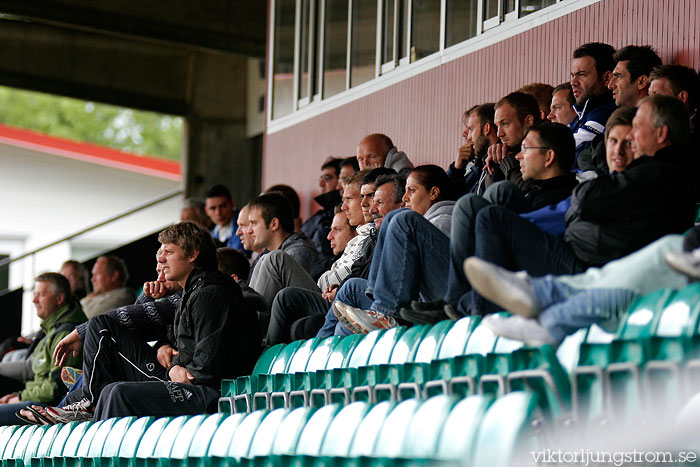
[8,425,39,464]
[23,425,54,467]
[269,338,323,409]
[606,289,675,420]
[3,426,32,460]
[388,325,431,364]
[372,399,421,458]
[206,414,245,458]
[224,343,286,413]
[294,404,342,457]
[317,331,385,406]
[435,316,481,360]
[268,407,314,457]
[54,421,93,467]
[226,410,269,459]
[648,283,700,411]
[30,422,77,467]
[436,395,492,462]
[86,417,121,457]
[319,402,371,457]
[252,341,306,410]
[401,395,458,459]
[411,320,455,364]
[478,335,524,396]
[472,392,539,467]
[184,413,226,458]
[507,344,572,419]
[167,415,207,461]
[352,327,406,402]
[572,324,617,426]
[246,408,290,459]
[131,416,172,463]
[87,416,136,467]
[347,402,395,458]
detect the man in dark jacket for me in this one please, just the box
[568,42,618,166]
[40,221,260,422]
[408,122,578,321]
[447,103,500,197]
[468,95,696,314]
[301,158,343,263]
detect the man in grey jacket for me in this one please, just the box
[247,192,319,307]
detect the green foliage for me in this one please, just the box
[0,86,183,161]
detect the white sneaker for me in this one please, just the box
[664,250,700,280]
[464,257,540,318]
[482,314,556,347]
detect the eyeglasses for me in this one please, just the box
[319,174,337,182]
[521,145,552,152]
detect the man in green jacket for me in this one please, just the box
[0,272,86,425]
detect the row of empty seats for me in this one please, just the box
[0,393,540,467]
[221,283,700,428]
[219,315,570,420]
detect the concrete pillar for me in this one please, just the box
[184,52,262,207]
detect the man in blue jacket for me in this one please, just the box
[569,42,618,165]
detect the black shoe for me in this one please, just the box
[410,299,446,313]
[400,306,447,325]
[444,304,466,321]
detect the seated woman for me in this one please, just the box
[321,164,456,335]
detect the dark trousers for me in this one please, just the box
[94,381,220,419]
[267,287,329,345]
[472,205,587,314]
[444,182,534,313]
[75,314,219,419]
[79,314,166,404]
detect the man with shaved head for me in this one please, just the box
[356,133,414,175]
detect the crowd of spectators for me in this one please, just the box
[1,41,699,426]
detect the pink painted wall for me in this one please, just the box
[263,0,699,219]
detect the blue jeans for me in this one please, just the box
[317,278,373,337]
[531,278,637,344]
[473,205,587,314]
[365,209,450,317]
[0,401,41,425]
[531,234,687,343]
[444,182,534,313]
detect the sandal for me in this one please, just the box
[15,405,56,425]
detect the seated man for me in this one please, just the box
[467,95,697,315]
[301,157,343,262]
[80,255,135,319]
[409,121,578,320]
[205,183,246,251]
[447,104,500,197]
[483,91,543,192]
[330,165,456,334]
[180,197,212,229]
[236,204,264,265]
[247,192,319,306]
[60,260,90,300]
[578,45,661,175]
[37,221,260,422]
[0,273,85,425]
[266,208,358,344]
[547,83,577,126]
[356,133,414,174]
